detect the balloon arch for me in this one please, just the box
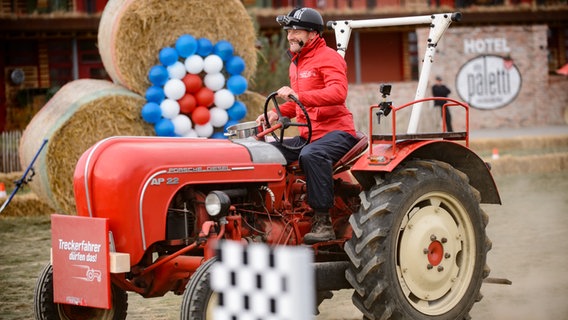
[141,34,248,139]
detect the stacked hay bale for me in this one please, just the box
[19,80,153,214]
[98,0,257,95]
[18,0,263,215]
[0,193,54,217]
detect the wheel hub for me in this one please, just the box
[398,205,461,301]
[427,239,444,267]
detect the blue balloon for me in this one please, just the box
[196,38,213,57]
[224,119,239,132]
[155,118,176,136]
[213,40,234,61]
[148,65,169,86]
[141,102,162,123]
[159,47,179,66]
[176,34,198,58]
[226,56,245,75]
[145,86,165,103]
[211,131,227,139]
[227,101,247,121]
[227,75,248,95]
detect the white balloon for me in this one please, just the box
[167,61,187,79]
[203,73,225,91]
[194,122,214,137]
[160,99,180,119]
[172,114,192,136]
[214,89,235,110]
[203,54,224,74]
[163,79,185,100]
[183,129,199,138]
[209,107,229,127]
[184,55,204,74]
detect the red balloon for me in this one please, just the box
[192,106,210,125]
[178,93,197,114]
[182,74,203,94]
[195,87,214,107]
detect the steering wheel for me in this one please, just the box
[262,91,312,151]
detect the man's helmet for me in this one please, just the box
[276,7,324,34]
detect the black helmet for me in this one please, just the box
[276,7,324,34]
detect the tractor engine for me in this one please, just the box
[165,181,312,246]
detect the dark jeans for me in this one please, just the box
[435,105,453,132]
[271,130,358,211]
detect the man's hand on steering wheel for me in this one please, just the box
[255,86,296,126]
[259,90,312,151]
[276,86,297,102]
[255,110,278,126]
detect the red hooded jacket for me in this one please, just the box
[278,36,356,141]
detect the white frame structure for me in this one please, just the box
[327,12,462,133]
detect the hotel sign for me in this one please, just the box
[456,54,522,110]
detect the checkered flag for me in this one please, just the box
[211,241,315,320]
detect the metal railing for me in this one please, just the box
[1,131,22,173]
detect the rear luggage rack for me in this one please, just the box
[369,97,470,161]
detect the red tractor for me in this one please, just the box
[34,12,501,320]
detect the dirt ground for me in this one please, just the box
[1,171,567,320]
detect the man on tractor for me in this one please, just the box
[256,7,358,244]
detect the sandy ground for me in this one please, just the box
[1,171,567,319]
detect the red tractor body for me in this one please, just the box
[73,137,285,265]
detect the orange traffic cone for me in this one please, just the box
[0,182,6,198]
[492,148,500,160]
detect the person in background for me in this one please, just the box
[256,7,358,244]
[432,76,453,132]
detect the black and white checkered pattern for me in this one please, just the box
[211,241,314,320]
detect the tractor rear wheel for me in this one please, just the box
[345,159,491,319]
[180,257,218,320]
[33,263,128,320]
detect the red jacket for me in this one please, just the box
[279,36,356,141]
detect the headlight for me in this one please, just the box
[205,191,231,217]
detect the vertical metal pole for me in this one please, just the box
[407,13,454,133]
[72,38,79,80]
[407,45,436,133]
[354,31,362,84]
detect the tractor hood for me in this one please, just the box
[73,136,286,264]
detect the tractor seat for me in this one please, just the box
[333,131,369,174]
[286,131,369,174]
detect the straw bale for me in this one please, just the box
[98,0,257,96]
[0,172,22,189]
[0,193,52,217]
[486,152,568,176]
[19,79,153,215]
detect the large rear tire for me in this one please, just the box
[34,263,128,320]
[345,159,491,319]
[180,257,218,320]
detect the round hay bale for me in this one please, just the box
[0,193,53,217]
[0,172,22,190]
[19,79,154,215]
[98,0,257,96]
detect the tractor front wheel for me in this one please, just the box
[33,263,128,320]
[180,257,218,320]
[345,160,491,319]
